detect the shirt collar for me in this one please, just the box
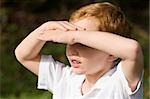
[71,66,117,90]
[93,66,117,89]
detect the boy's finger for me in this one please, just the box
[58,21,77,31]
[52,23,68,31]
[53,25,68,31]
[37,35,47,41]
[42,22,68,31]
[64,21,78,30]
[66,22,86,31]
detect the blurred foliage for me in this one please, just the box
[0,0,149,99]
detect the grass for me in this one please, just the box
[0,92,52,99]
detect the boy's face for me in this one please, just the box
[66,18,113,75]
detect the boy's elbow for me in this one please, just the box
[14,47,25,63]
[15,48,22,62]
[128,40,142,61]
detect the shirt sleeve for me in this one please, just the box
[37,55,70,93]
[116,61,143,96]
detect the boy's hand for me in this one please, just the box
[36,21,85,44]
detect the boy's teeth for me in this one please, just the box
[72,60,81,64]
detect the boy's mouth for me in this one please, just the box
[71,60,81,64]
[69,57,82,68]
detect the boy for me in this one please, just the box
[15,2,143,99]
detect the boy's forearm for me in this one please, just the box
[74,31,140,60]
[15,31,46,60]
[15,21,82,60]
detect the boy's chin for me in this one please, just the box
[72,69,85,75]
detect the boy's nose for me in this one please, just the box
[67,44,79,56]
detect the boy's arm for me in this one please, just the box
[15,30,45,75]
[35,21,143,91]
[15,21,82,75]
[74,31,143,91]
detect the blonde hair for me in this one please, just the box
[69,2,131,38]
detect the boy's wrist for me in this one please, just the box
[69,31,80,44]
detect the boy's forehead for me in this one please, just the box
[72,18,99,31]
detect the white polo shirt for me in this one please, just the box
[37,55,143,99]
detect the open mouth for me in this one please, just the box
[69,58,82,68]
[71,59,81,64]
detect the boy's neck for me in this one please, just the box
[85,70,106,85]
[85,62,114,85]
[81,69,109,95]
[81,63,114,95]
